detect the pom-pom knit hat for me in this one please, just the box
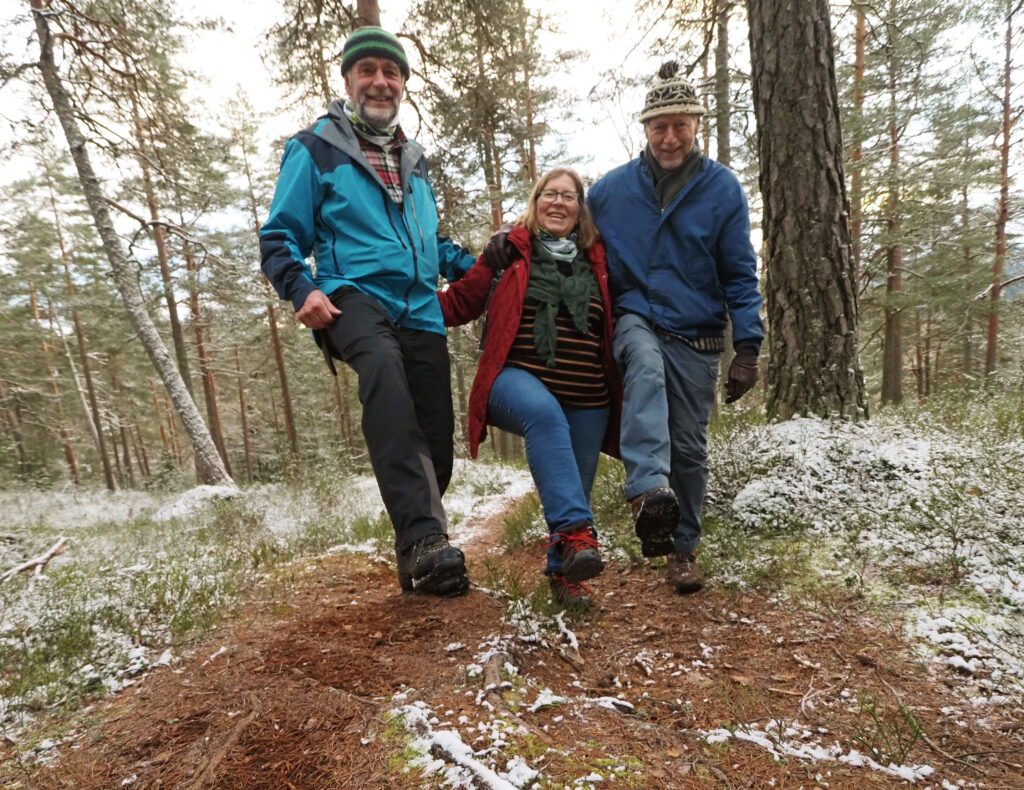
[340,27,410,80]
[639,61,706,122]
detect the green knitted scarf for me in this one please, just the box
[526,235,598,367]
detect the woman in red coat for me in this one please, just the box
[439,168,622,609]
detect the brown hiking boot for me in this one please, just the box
[548,573,594,611]
[630,486,678,557]
[667,551,705,595]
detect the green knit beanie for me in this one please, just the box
[340,27,410,80]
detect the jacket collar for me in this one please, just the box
[314,100,427,190]
[636,152,709,213]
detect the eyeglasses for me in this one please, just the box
[538,189,579,204]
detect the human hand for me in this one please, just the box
[482,222,516,273]
[724,351,759,404]
[295,289,341,329]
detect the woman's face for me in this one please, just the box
[536,174,580,238]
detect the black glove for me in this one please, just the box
[482,222,516,273]
[725,346,759,404]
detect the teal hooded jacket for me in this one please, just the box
[259,101,475,335]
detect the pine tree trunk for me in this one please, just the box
[242,146,299,460]
[519,18,538,183]
[265,297,300,456]
[134,104,194,396]
[914,311,924,399]
[986,5,1013,376]
[185,249,232,475]
[850,5,866,276]
[30,284,79,484]
[356,0,380,27]
[880,57,904,406]
[0,380,31,481]
[747,0,868,421]
[715,1,731,168]
[72,303,115,489]
[47,174,114,487]
[108,413,124,487]
[714,2,734,408]
[148,377,172,456]
[32,0,233,487]
[235,348,255,483]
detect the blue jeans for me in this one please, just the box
[613,313,719,553]
[486,367,609,573]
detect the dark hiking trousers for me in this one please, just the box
[322,287,454,554]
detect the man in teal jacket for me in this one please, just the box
[588,62,764,595]
[260,28,476,597]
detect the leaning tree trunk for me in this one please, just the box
[31,0,233,487]
[747,0,868,421]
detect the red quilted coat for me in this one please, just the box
[438,225,622,459]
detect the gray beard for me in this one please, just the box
[357,98,398,129]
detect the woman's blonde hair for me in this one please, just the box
[517,167,599,250]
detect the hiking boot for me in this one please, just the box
[548,573,593,611]
[396,534,469,597]
[548,523,604,583]
[630,486,678,557]
[667,551,705,595]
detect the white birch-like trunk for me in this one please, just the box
[31,1,234,487]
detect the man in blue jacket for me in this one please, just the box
[588,62,764,594]
[260,28,476,597]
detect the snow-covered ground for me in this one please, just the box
[3,407,1023,788]
[0,459,535,744]
[710,412,1024,707]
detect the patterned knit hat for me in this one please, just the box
[639,61,706,123]
[340,27,410,80]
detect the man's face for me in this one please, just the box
[344,56,405,128]
[644,113,700,170]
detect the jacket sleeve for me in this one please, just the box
[259,138,321,312]
[436,233,477,282]
[715,181,765,353]
[437,255,497,327]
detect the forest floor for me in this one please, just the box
[2,497,1023,790]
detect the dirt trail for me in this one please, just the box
[4,503,1022,789]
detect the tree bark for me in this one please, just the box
[133,100,194,396]
[185,248,232,475]
[880,34,903,406]
[265,295,300,457]
[747,0,868,421]
[46,171,114,488]
[986,3,1014,376]
[30,284,79,484]
[714,2,735,408]
[240,133,300,460]
[355,0,380,28]
[715,1,732,168]
[850,4,866,277]
[0,380,31,481]
[235,348,255,483]
[31,0,233,487]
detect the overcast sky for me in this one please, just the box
[0,0,673,191]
